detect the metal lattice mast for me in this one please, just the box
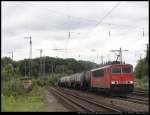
[24,36,32,78]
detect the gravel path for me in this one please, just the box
[43,89,69,112]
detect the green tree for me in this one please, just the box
[1,57,13,68]
[1,56,99,79]
[135,58,148,79]
[146,47,149,62]
[1,64,14,80]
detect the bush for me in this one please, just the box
[135,58,148,79]
[134,77,149,90]
[1,79,26,96]
[48,74,62,85]
[32,74,62,87]
[32,77,49,87]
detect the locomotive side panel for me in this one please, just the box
[91,68,109,88]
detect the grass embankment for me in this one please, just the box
[1,87,47,112]
[134,77,149,90]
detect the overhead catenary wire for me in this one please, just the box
[25,2,147,51]
[21,2,148,62]
[24,2,145,30]
[80,2,121,40]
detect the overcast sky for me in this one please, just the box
[1,1,149,68]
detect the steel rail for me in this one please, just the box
[49,87,95,112]
[117,97,149,105]
[55,87,122,113]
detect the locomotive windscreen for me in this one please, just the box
[122,67,132,73]
[112,67,132,74]
[112,68,121,74]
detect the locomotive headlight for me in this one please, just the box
[111,81,118,84]
[129,81,133,84]
[127,81,133,84]
[111,81,115,84]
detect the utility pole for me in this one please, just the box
[24,36,32,78]
[110,47,128,64]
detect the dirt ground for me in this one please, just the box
[43,89,69,112]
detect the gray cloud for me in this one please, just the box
[2,1,148,68]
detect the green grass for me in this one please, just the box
[134,77,149,90]
[1,87,47,112]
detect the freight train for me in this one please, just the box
[58,64,134,94]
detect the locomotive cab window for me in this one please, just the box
[122,67,132,73]
[112,68,121,74]
[93,69,104,77]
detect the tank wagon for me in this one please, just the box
[58,64,134,94]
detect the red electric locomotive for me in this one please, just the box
[58,64,134,94]
[89,64,134,93]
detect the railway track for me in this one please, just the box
[48,87,125,113]
[122,90,149,105]
[83,88,149,105]
[132,90,149,97]
[117,95,149,105]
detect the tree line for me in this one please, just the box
[1,50,148,79]
[135,48,149,79]
[1,56,99,78]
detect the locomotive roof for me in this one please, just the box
[91,64,132,71]
[91,65,111,71]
